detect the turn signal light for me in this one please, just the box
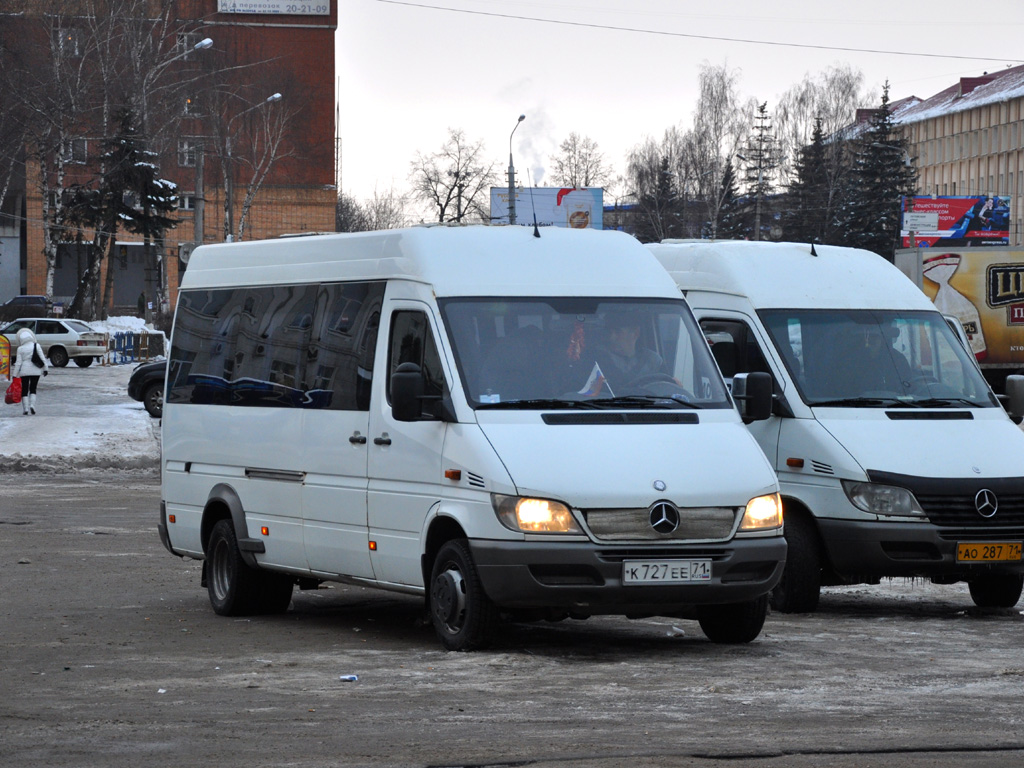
[261,526,269,536]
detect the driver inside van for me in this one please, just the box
[590,311,665,392]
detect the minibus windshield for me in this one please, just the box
[760,308,997,408]
[439,297,732,410]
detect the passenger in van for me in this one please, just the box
[859,325,912,392]
[590,311,665,391]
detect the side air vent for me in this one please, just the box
[811,460,834,475]
[466,472,486,489]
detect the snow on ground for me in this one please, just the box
[1,317,161,473]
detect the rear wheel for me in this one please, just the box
[73,356,93,367]
[206,519,263,616]
[968,573,1024,608]
[48,346,69,367]
[697,594,769,644]
[143,381,163,418]
[429,539,499,651]
[770,512,822,614]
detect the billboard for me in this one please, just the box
[490,187,603,229]
[217,1,329,14]
[919,250,1024,367]
[901,195,1009,248]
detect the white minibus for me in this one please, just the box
[158,226,785,649]
[650,240,1024,613]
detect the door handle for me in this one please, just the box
[349,432,367,445]
[373,433,392,446]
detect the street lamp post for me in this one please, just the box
[224,92,282,241]
[508,114,525,225]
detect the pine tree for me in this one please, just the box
[716,160,748,239]
[739,102,779,241]
[836,83,917,260]
[784,118,830,243]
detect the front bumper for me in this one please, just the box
[470,536,786,613]
[818,517,1024,579]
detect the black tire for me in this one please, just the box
[206,519,263,616]
[73,356,93,367]
[48,346,69,367]
[429,539,499,651]
[770,513,822,614]
[143,381,163,418]
[968,573,1024,608]
[696,594,769,644]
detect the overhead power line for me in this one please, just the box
[376,0,1024,64]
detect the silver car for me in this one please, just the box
[1,317,107,368]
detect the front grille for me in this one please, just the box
[916,494,1024,528]
[597,547,731,563]
[582,507,737,542]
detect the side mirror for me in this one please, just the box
[391,362,424,422]
[732,371,773,423]
[1004,375,1024,423]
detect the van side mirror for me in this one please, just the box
[1004,375,1024,424]
[731,371,773,423]
[391,362,424,422]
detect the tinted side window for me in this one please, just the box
[388,310,445,417]
[168,282,385,410]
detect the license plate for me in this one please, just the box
[622,560,712,584]
[956,542,1023,562]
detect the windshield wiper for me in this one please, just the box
[476,398,603,410]
[913,397,983,408]
[588,395,704,410]
[810,397,919,408]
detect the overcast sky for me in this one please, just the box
[335,0,1024,213]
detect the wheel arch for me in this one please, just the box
[780,495,834,572]
[421,514,468,589]
[201,484,257,568]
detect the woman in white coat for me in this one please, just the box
[12,327,48,415]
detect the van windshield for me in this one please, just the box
[439,297,731,410]
[760,309,997,407]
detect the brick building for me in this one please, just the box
[0,1,338,316]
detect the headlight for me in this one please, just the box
[739,493,783,530]
[842,480,925,517]
[492,494,582,534]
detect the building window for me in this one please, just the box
[178,138,198,167]
[184,95,201,116]
[62,138,88,164]
[178,194,196,211]
[54,28,83,58]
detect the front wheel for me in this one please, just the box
[968,573,1024,608]
[429,540,499,651]
[696,594,769,644]
[770,513,822,614]
[48,346,69,367]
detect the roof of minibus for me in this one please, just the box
[181,225,681,298]
[648,240,935,311]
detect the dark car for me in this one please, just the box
[0,295,50,322]
[128,359,166,418]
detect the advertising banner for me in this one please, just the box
[919,249,1024,367]
[901,195,1009,248]
[217,1,329,14]
[490,187,604,230]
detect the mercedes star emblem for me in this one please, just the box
[975,488,998,518]
[649,501,681,534]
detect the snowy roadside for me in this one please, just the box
[1,317,161,474]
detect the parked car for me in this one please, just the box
[0,317,106,367]
[127,359,165,417]
[0,295,50,322]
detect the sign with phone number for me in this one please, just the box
[218,1,329,14]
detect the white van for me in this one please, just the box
[650,240,1024,613]
[157,225,785,649]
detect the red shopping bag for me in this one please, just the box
[5,377,21,405]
